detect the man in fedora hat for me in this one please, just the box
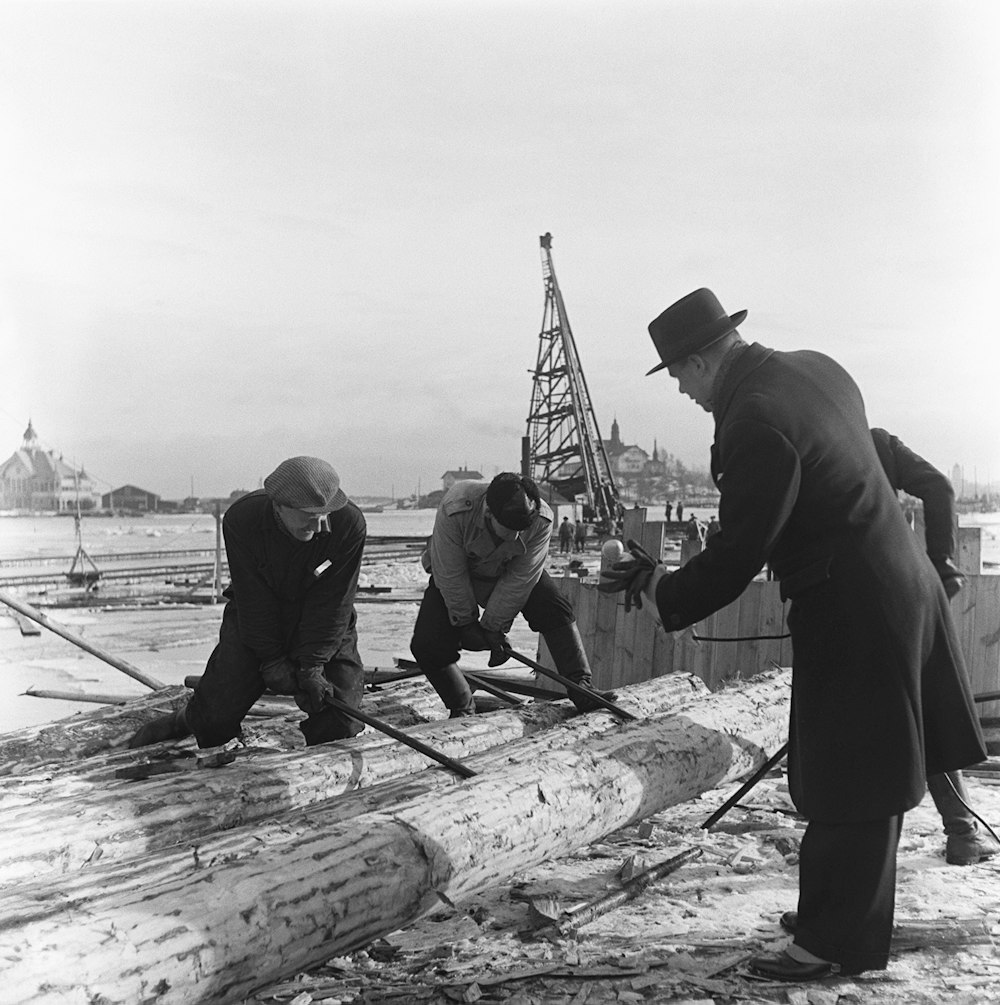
[600,289,985,980]
[410,471,612,717]
[129,455,368,750]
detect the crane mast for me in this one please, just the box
[524,233,621,528]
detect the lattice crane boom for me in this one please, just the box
[524,233,621,527]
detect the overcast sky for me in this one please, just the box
[2,0,998,500]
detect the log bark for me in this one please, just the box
[0,669,791,1005]
[0,675,707,884]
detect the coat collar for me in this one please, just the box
[713,342,775,426]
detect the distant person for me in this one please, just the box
[558,516,574,554]
[872,426,996,865]
[705,514,721,539]
[664,501,673,521]
[600,287,985,982]
[129,457,367,749]
[574,519,587,552]
[409,473,613,717]
[685,514,701,541]
[675,500,684,521]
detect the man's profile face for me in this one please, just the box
[667,357,714,412]
[276,505,330,541]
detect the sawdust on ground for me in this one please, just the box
[245,766,1000,1005]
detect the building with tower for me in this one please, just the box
[0,420,102,512]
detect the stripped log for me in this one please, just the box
[0,675,707,883]
[0,669,791,1005]
[0,673,452,777]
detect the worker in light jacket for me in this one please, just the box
[129,456,367,749]
[601,288,986,982]
[410,472,610,717]
[871,426,998,866]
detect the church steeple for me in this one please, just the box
[22,419,38,449]
[610,416,621,450]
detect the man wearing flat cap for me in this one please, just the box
[129,456,368,749]
[600,289,985,981]
[410,472,610,717]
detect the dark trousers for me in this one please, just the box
[795,814,903,974]
[186,600,365,747]
[410,570,575,671]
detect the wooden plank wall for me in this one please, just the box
[540,516,1000,716]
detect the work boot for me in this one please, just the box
[423,663,476,718]
[127,707,191,749]
[927,771,1000,865]
[542,622,617,714]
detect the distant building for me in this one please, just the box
[441,468,484,492]
[102,484,161,513]
[0,420,102,512]
[602,417,649,475]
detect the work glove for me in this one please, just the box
[597,538,658,612]
[932,557,966,599]
[457,621,493,652]
[259,656,299,695]
[294,665,337,716]
[483,628,511,667]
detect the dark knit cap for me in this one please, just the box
[646,288,747,375]
[486,473,541,530]
[263,456,347,512]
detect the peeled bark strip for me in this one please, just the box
[0,670,790,1005]
[0,675,707,884]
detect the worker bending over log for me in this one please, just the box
[129,456,367,749]
[410,472,613,717]
[601,289,986,982]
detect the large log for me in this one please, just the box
[0,675,456,779]
[0,675,707,884]
[0,669,791,1005]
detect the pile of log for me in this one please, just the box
[0,666,791,1005]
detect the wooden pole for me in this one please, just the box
[0,589,167,690]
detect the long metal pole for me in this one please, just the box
[504,648,637,720]
[700,742,788,829]
[321,694,477,779]
[0,589,167,690]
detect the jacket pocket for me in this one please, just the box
[779,556,833,601]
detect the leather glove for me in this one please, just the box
[294,665,337,716]
[259,657,299,695]
[457,621,493,652]
[482,629,511,667]
[597,538,658,612]
[932,557,965,599]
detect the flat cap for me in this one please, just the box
[263,456,347,512]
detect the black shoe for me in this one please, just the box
[747,950,839,982]
[780,910,798,934]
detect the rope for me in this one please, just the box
[693,632,791,642]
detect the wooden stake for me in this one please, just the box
[0,588,167,690]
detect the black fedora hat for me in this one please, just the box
[646,288,747,375]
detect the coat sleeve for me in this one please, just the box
[429,508,480,627]
[656,418,801,630]
[222,513,286,664]
[872,427,956,562]
[480,520,551,633]
[290,519,366,667]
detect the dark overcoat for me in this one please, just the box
[655,343,985,822]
